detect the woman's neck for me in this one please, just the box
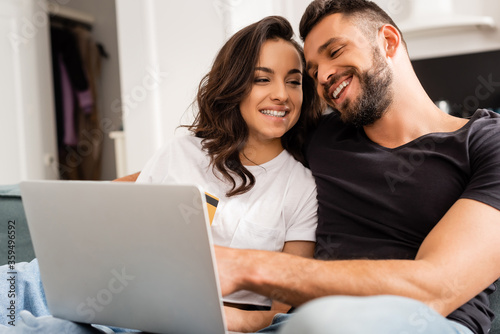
[240,138,284,166]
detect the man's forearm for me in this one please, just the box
[230,249,476,317]
[242,251,419,306]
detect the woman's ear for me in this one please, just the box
[378,24,401,58]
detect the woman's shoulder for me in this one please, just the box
[159,134,203,152]
[280,151,315,182]
[145,135,203,165]
[169,133,202,146]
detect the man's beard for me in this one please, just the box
[326,49,393,128]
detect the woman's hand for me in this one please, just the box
[224,306,277,333]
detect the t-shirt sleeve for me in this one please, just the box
[460,118,500,211]
[284,165,318,242]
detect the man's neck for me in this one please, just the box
[359,54,468,148]
[362,93,467,149]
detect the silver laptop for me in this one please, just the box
[20,180,227,334]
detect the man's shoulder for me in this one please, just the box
[466,109,500,145]
[471,109,500,124]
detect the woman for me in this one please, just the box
[0,16,322,334]
[136,15,322,332]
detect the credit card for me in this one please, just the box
[204,192,219,225]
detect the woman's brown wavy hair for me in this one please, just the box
[187,16,323,197]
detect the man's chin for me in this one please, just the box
[326,99,381,127]
[327,100,347,116]
[334,107,380,128]
[328,102,357,126]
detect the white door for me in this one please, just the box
[0,0,58,184]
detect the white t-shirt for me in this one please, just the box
[137,135,318,306]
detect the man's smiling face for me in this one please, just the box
[304,13,394,127]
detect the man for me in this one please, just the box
[215,0,500,333]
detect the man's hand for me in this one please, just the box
[215,246,251,297]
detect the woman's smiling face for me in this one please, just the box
[239,38,303,146]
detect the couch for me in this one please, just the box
[1,183,499,333]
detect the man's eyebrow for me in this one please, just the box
[318,37,341,54]
[255,67,302,75]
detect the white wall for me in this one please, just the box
[0,0,59,184]
[114,0,225,173]
[116,0,226,174]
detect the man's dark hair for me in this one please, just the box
[299,0,406,47]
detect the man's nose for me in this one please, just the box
[318,66,335,86]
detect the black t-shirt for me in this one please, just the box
[306,109,500,334]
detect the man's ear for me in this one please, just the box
[378,24,401,58]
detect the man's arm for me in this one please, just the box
[216,198,500,316]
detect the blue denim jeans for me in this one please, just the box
[257,313,292,333]
[0,260,50,325]
[270,295,474,334]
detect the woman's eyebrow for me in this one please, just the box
[255,67,302,75]
[255,66,274,74]
[288,69,302,75]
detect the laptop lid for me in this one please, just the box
[20,180,227,334]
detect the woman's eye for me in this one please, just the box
[288,80,302,86]
[254,78,269,83]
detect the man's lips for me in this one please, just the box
[328,76,353,100]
